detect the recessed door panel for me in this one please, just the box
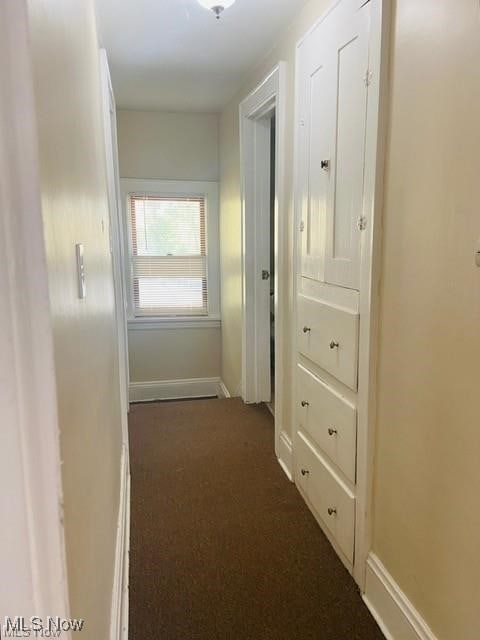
[297,0,370,291]
[325,18,369,290]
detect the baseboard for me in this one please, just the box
[363,553,437,640]
[129,377,224,402]
[110,445,130,640]
[277,430,293,481]
[218,380,231,398]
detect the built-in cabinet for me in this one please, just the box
[294,0,376,574]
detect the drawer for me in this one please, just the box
[297,364,357,483]
[295,431,355,564]
[297,294,359,390]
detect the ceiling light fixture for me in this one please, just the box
[198,0,236,20]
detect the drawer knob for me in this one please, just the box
[329,340,339,349]
[327,507,337,516]
[301,468,309,476]
[301,400,309,407]
[303,326,311,334]
[328,427,338,436]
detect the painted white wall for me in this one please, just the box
[219,0,480,638]
[117,109,222,386]
[26,0,124,636]
[372,1,480,638]
[117,109,219,181]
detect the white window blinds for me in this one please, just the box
[129,194,208,316]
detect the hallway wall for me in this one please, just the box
[26,0,123,637]
[219,0,480,638]
[372,1,480,638]
[116,110,221,390]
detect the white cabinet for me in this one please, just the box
[295,431,355,564]
[297,364,357,483]
[294,0,376,576]
[297,0,369,291]
[297,294,359,390]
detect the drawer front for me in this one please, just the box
[295,431,355,564]
[297,294,359,390]
[297,364,357,483]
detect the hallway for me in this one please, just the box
[128,398,383,639]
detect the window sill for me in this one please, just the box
[127,315,221,331]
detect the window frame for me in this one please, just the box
[120,179,220,327]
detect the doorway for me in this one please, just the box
[240,64,290,475]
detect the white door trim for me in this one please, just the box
[99,50,131,640]
[239,63,289,471]
[353,0,391,589]
[99,49,130,431]
[292,0,391,589]
[0,0,70,625]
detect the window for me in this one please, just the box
[128,193,208,316]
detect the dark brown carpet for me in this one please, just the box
[128,397,383,640]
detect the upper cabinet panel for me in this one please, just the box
[297,0,370,290]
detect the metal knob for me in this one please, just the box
[301,400,309,408]
[329,340,339,349]
[321,159,330,170]
[327,507,337,516]
[303,326,311,334]
[328,428,338,436]
[301,468,309,477]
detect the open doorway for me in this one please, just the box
[267,114,276,416]
[240,64,289,475]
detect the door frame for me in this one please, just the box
[292,0,391,590]
[0,0,70,625]
[99,49,130,438]
[239,64,288,467]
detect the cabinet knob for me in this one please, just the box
[303,326,311,334]
[329,340,339,349]
[328,427,338,436]
[327,507,337,516]
[301,400,309,407]
[321,159,330,170]
[301,468,309,477]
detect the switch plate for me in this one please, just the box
[75,243,86,299]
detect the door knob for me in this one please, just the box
[329,340,339,349]
[303,326,311,334]
[328,428,337,436]
[327,507,337,516]
[301,400,309,407]
[301,468,309,476]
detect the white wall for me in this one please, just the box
[117,109,219,181]
[26,0,123,637]
[371,1,480,638]
[117,110,222,389]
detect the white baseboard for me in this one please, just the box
[218,380,231,398]
[129,377,224,402]
[110,445,130,640]
[363,553,437,640]
[277,430,293,481]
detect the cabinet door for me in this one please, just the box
[297,36,332,281]
[297,0,370,290]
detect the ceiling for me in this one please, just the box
[95,0,308,112]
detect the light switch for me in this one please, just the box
[75,243,86,299]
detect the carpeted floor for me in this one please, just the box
[128,397,383,640]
